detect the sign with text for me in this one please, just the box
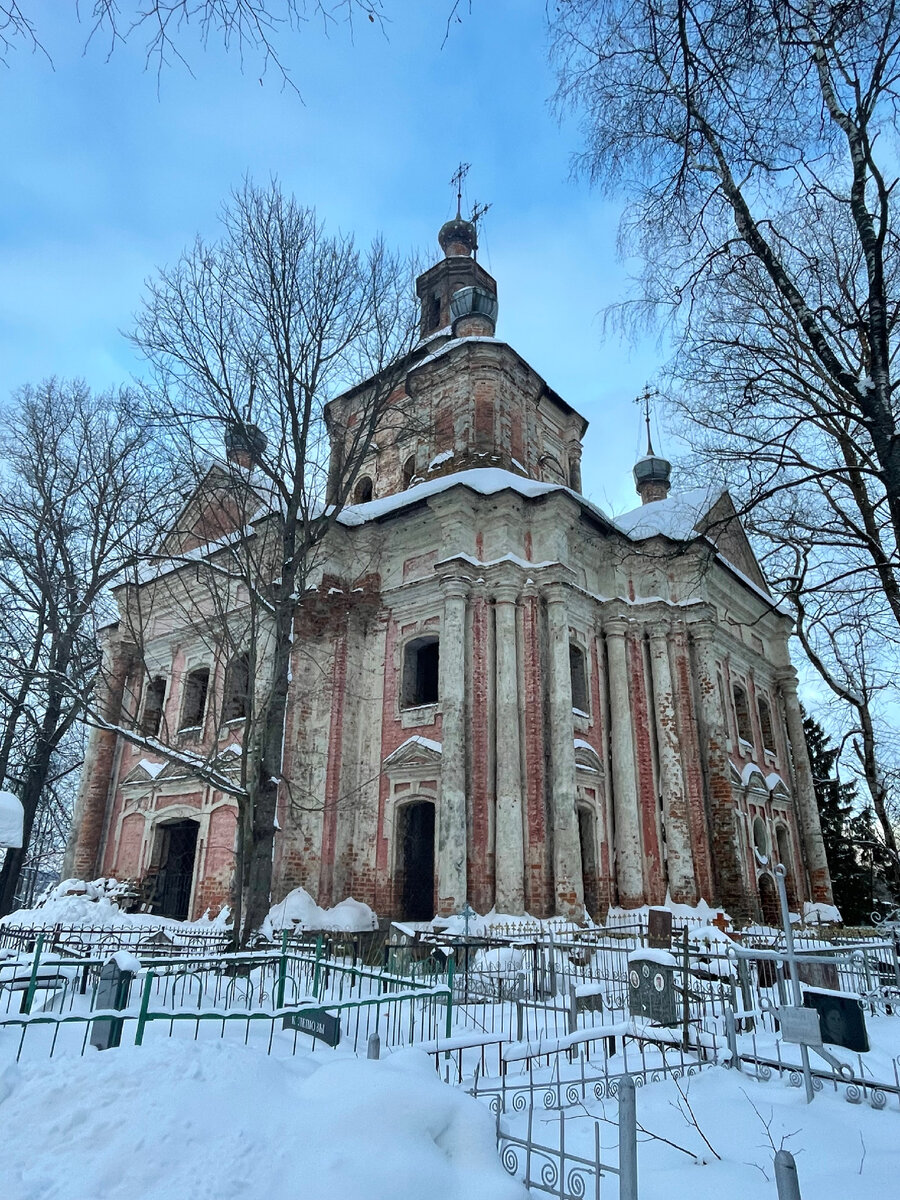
[777,1004,823,1047]
[283,1007,341,1047]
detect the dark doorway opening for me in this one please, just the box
[759,872,780,927]
[398,801,435,920]
[152,820,199,920]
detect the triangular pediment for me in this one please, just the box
[156,463,270,559]
[383,736,442,771]
[697,492,769,594]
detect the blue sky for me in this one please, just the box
[0,2,667,514]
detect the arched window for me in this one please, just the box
[753,816,769,859]
[570,643,589,714]
[180,667,210,731]
[733,683,753,744]
[223,653,250,722]
[141,676,166,737]
[401,636,439,708]
[757,696,775,752]
[402,455,417,489]
[353,475,374,504]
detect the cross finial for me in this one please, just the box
[634,385,659,455]
[450,162,470,219]
[470,200,491,261]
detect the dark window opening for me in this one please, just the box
[570,643,589,713]
[758,697,775,752]
[402,455,417,489]
[180,667,210,730]
[427,294,441,332]
[402,636,439,708]
[733,683,753,744]
[223,653,250,722]
[354,475,374,504]
[398,801,435,920]
[141,676,166,737]
[150,819,199,920]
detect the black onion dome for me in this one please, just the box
[438,217,477,257]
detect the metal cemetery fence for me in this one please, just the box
[495,1075,639,1200]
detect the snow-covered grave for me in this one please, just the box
[2,892,900,1198]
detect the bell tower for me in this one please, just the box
[415,172,498,340]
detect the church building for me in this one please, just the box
[66,213,833,926]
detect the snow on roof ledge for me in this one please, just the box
[337,468,573,527]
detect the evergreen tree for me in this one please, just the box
[804,715,892,924]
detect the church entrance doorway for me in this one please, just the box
[152,819,199,920]
[398,801,435,920]
[577,805,600,920]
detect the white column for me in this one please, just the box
[545,585,584,918]
[603,616,644,907]
[647,620,696,903]
[778,668,833,904]
[437,576,468,913]
[494,583,525,913]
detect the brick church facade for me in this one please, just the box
[66,214,833,925]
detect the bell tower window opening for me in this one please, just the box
[353,475,374,505]
[427,294,441,332]
[570,643,589,714]
[223,653,250,722]
[141,676,166,737]
[402,636,440,709]
[180,667,210,731]
[402,455,417,490]
[733,683,753,745]
[757,696,775,752]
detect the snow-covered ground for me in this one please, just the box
[1,1040,526,1200]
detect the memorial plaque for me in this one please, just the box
[90,960,134,1051]
[777,1004,822,1047]
[804,990,869,1053]
[647,908,673,950]
[628,954,679,1026]
[283,1007,341,1047]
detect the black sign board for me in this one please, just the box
[804,989,869,1053]
[647,909,673,950]
[90,960,134,1051]
[283,1007,341,1047]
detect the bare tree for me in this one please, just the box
[97,181,419,943]
[552,0,900,856]
[0,380,170,915]
[0,2,385,84]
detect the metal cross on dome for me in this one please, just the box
[450,162,470,219]
[634,385,659,455]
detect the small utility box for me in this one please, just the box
[628,950,680,1026]
[91,955,136,1051]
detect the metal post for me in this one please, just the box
[22,933,44,1015]
[312,934,324,999]
[775,864,814,1104]
[681,925,690,1050]
[774,1149,802,1200]
[516,968,525,1042]
[568,983,578,1035]
[134,970,155,1046]
[367,1031,381,1060]
[445,952,454,1039]
[618,1075,638,1200]
[276,929,288,1009]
